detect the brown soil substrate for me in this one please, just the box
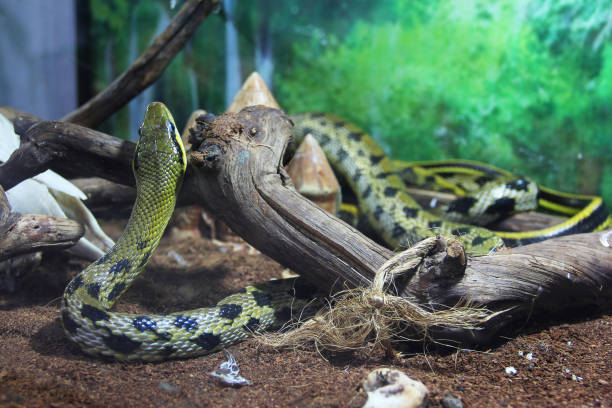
[1,218,610,408]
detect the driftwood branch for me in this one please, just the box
[71,177,135,217]
[61,0,220,128]
[0,120,135,190]
[0,186,84,261]
[186,106,612,343]
[0,106,42,137]
[187,109,391,289]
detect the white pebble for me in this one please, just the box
[362,368,428,408]
[210,350,250,387]
[505,366,517,375]
[167,250,190,266]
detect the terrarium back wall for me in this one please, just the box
[1,0,611,206]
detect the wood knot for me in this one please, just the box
[418,236,467,285]
[191,143,223,169]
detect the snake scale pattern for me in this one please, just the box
[292,112,505,254]
[61,104,608,361]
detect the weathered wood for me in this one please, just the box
[0,107,42,136]
[0,120,135,190]
[0,186,84,261]
[187,108,393,290]
[1,103,610,344]
[61,0,220,128]
[186,106,612,343]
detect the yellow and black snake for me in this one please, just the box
[291,112,609,249]
[61,105,609,361]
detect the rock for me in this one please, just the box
[441,392,463,408]
[362,368,428,408]
[157,381,178,393]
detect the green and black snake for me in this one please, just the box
[61,103,311,361]
[61,104,609,361]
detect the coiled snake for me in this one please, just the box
[61,104,609,361]
[61,103,309,361]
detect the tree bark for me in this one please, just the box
[0,186,84,261]
[61,0,220,128]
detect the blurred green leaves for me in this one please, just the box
[275,0,612,201]
[84,0,611,205]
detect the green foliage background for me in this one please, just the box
[87,0,612,205]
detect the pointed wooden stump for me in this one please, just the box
[226,72,281,113]
[286,134,341,214]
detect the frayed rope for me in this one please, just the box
[259,236,493,354]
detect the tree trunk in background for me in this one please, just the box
[75,1,94,107]
[255,0,274,88]
[127,5,170,141]
[223,0,242,107]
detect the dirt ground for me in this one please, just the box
[0,216,611,408]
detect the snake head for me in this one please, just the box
[134,102,187,178]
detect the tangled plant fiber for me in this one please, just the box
[260,236,494,354]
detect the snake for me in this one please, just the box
[61,103,313,361]
[61,104,609,361]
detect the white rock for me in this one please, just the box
[362,368,428,408]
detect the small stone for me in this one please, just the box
[362,368,428,408]
[441,392,464,408]
[158,381,178,393]
[505,366,517,375]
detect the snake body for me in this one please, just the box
[391,159,610,246]
[292,112,609,249]
[61,105,608,361]
[291,112,504,254]
[61,103,309,361]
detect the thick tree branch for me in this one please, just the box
[0,120,135,190]
[61,0,220,127]
[1,104,610,345]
